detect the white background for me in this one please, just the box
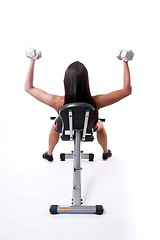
[0,0,160,239]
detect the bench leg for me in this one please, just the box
[50,205,103,215]
[50,130,104,215]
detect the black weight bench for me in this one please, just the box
[49,102,104,215]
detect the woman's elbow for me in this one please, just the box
[24,86,33,93]
[127,86,132,95]
[124,86,132,97]
[24,88,33,95]
[24,87,29,93]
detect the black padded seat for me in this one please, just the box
[59,102,96,141]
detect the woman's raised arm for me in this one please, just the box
[93,61,132,110]
[24,59,64,112]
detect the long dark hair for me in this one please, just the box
[64,61,98,126]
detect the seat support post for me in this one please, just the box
[72,130,82,205]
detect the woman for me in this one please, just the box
[25,59,132,161]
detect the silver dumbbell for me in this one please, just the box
[116,50,134,62]
[26,48,42,60]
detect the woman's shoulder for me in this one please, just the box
[51,95,64,113]
[92,95,102,110]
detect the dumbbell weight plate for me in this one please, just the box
[36,50,42,60]
[116,50,124,60]
[26,48,42,60]
[121,50,134,62]
[26,48,37,59]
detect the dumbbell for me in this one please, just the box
[26,48,42,60]
[116,50,134,62]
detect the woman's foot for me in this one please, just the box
[42,152,53,162]
[102,150,112,160]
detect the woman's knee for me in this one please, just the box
[97,120,105,131]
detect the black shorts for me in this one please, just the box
[54,116,63,133]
